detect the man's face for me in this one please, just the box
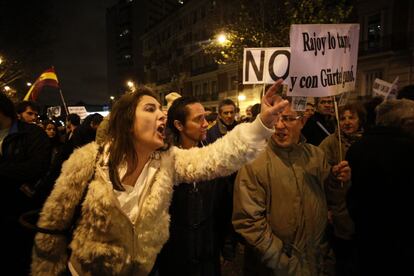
[246,106,252,117]
[317,97,334,116]
[219,104,235,125]
[19,107,38,123]
[272,106,304,148]
[179,103,208,144]
[305,103,315,118]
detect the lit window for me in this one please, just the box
[367,14,382,49]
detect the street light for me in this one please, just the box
[4,86,10,91]
[216,33,227,45]
[110,96,115,100]
[26,82,32,87]
[126,80,136,92]
[238,94,246,101]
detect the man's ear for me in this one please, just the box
[173,120,184,132]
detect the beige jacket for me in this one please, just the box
[32,117,272,276]
[319,133,354,240]
[233,138,336,276]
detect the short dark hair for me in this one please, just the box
[16,101,40,114]
[0,92,17,120]
[218,99,236,113]
[338,102,367,130]
[167,96,199,143]
[66,113,81,126]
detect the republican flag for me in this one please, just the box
[23,67,59,101]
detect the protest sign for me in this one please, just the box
[243,47,290,84]
[288,24,360,97]
[47,106,61,118]
[68,106,88,119]
[372,77,399,100]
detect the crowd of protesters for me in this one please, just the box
[0,82,413,275]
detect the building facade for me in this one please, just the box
[106,0,414,112]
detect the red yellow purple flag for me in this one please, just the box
[23,67,59,101]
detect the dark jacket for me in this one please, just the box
[0,120,51,275]
[156,178,224,276]
[302,112,336,146]
[206,118,237,144]
[0,120,51,209]
[346,126,414,275]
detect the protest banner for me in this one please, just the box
[288,24,360,97]
[68,106,88,119]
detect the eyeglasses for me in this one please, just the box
[278,115,302,124]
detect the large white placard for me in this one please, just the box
[288,24,360,97]
[68,106,88,119]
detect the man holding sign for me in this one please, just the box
[233,98,350,276]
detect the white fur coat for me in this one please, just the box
[31,117,273,275]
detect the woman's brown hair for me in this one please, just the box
[107,86,158,191]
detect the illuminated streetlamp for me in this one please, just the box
[110,96,115,100]
[26,82,32,87]
[126,80,136,92]
[4,86,11,91]
[216,33,228,46]
[238,94,246,101]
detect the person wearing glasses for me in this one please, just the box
[233,101,350,276]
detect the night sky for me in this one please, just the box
[1,0,117,106]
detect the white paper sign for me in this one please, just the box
[288,24,360,97]
[68,106,88,119]
[47,106,61,118]
[372,77,399,100]
[243,47,291,84]
[291,97,307,111]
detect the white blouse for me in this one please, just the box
[114,157,159,224]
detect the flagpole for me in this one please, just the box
[59,89,69,115]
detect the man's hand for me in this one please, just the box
[332,160,351,182]
[259,79,289,128]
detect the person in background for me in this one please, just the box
[71,113,103,148]
[31,82,289,275]
[205,98,240,263]
[346,99,414,276]
[16,100,40,124]
[0,93,51,275]
[155,97,225,275]
[250,103,261,122]
[362,96,383,130]
[319,102,366,276]
[165,91,182,110]
[65,113,81,141]
[206,112,218,129]
[396,84,414,101]
[233,102,350,275]
[43,120,63,164]
[302,96,336,145]
[304,99,315,121]
[206,99,237,143]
